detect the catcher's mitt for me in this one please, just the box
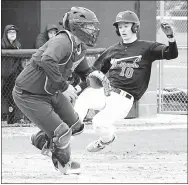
[87,70,111,96]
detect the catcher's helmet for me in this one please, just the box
[113,10,140,36]
[61,7,100,47]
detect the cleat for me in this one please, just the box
[86,134,116,152]
[30,131,46,150]
[30,133,51,157]
[86,140,105,152]
[58,160,81,175]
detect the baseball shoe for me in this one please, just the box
[30,131,46,150]
[30,134,52,157]
[86,134,116,152]
[57,160,81,175]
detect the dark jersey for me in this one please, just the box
[15,30,92,95]
[93,40,178,100]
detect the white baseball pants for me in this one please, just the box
[74,87,134,143]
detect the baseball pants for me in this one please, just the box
[74,87,134,143]
[12,86,79,138]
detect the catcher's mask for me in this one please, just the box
[61,7,100,47]
[113,10,140,36]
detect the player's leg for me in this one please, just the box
[30,91,84,156]
[53,92,84,136]
[87,91,134,152]
[30,90,87,156]
[74,87,106,122]
[30,87,101,153]
[12,87,80,174]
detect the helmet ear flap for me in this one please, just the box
[131,23,139,33]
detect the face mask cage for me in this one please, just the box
[71,22,100,47]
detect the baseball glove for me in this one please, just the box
[87,70,111,96]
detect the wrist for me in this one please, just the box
[168,37,175,42]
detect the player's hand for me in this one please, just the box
[160,22,174,38]
[63,84,78,104]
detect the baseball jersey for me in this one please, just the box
[15,30,92,95]
[93,40,178,100]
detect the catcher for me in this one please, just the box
[74,10,178,152]
[12,7,107,175]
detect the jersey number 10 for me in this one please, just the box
[119,66,134,78]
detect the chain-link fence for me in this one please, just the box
[1,48,105,126]
[156,1,187,114]
[1,2,187,127]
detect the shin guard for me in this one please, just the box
[51,123,72,169]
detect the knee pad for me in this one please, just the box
[51,123,72,168]
[31,130,50,150]
[70,117,84,136]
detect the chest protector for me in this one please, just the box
[44,30,86,95]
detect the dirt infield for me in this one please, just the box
[1,127,187,183]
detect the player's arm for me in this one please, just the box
[75,53,111,95]
[37,38,70,92]
[149,22,178,61]
[74,57,94,93]
[75,46,112,79]
[93,48,112,74]
[75,57,93,80]
[73,43,94,90]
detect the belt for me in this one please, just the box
[111,87,133,100]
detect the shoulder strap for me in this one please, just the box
[56,30,75,65]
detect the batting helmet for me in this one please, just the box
[61,7,100,47]
[113,10,140,36]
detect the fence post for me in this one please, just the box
[138,0,158,117]
[158,0,165,113]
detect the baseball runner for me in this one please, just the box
[12,7,108,175]
[74,10,178,152]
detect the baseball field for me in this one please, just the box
[1,123,187,183]
[1,31,187,184]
